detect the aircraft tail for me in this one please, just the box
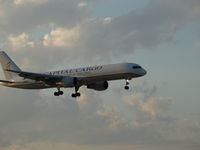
[0,51,21,81]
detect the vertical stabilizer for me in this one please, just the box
[0,51,21,81]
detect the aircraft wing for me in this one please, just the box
[5,69,64,83]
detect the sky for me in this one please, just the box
[0,0,200,150]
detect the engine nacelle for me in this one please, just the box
[87,81,108,91]
[56,77,76,87]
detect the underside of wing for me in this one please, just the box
[5,69,81,88]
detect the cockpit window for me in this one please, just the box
[133,66,142,69]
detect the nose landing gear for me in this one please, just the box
[124,79,130,90]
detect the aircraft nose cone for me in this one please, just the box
[143,69,147,75]
[140,68,147,76]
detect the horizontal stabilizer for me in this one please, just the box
[4,69,22,74]
[0,80,14,83]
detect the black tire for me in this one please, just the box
[54,92,59,96]
[72,94,77,98]
[59,91,64,95]
[76,93,81,97]
[124,86,129,90]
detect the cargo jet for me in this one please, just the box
[0,51,146,97]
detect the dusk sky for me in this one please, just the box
[0,0,200,150]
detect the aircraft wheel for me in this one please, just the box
[124,86,129,90]
[72,93,77,98]
[71,93,81,98]
[76,93,81,97]
[59,91,64,95]
[54,92,59,96]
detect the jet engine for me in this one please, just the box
[87,81,108,91]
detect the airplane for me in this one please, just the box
[0,51,147,97]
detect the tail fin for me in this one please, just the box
[0,51,21,81]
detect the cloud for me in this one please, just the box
[75,90,102,114]
[8,33,34,50]
[72,0,200,61]
[1,0,200,64]
[103,17,113,24]
[0,78,200,149]
[124,93,172,119]
[78,2,88,8]
[43,27,80,47]
[96,105,126,131]
[0,0,89,35]
[13,0,48,6]
[120,87,200,147]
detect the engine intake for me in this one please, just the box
[87,81,108,91]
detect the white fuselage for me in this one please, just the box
[1,63,146,89]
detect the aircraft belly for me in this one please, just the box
[82,72,139,84]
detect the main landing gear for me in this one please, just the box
[71,86,81,98]
[124,79,130,90]
[54,86,81,98]
[54,87,64,96]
